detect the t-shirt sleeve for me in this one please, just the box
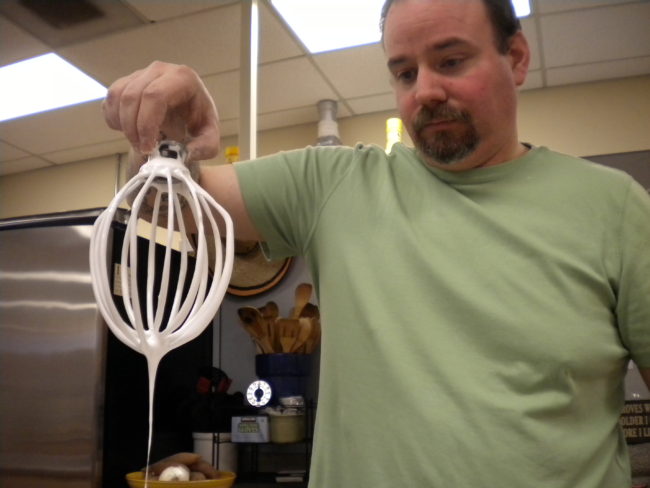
[232,145,357,260]
[616,178,650,367]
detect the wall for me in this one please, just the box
[518,76,650,157]
[0,154,119,219]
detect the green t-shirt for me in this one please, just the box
[234,144,650,488]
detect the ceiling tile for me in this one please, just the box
[0,0,145,48]
[346,92,396,115]
[259,1,305,62]
[536,0,635,15]
[59,1,304,88]
[258,58,338,113]
[59,4,242,85]
[521,70,545,91]
[43,139,130,165]
[0,100,112,155]
[124,0,238,22]
[0,156,53,176]
[0,141,29,162]
[258,106,321,132]
[546,56,650,87]
[202,71,241,120]
[520,16,542,71]
[0,17,49,66]
[540,3,650,68]
[313,43,391,98]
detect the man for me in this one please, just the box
[103,0,650,486]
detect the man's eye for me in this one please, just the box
[395,69,417,83]
[440,58,464,70]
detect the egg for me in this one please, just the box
[158,464,191,482]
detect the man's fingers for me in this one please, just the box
[102,61,221,160]
[186,127,220,162]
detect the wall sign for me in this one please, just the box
[620,400,650,444]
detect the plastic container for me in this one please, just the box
[255,353,311,403]
[192,432,238,472]
[126,471,235,487]
[269,414,305,444]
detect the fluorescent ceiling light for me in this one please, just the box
[271,0,531,54]
[271,0,384,54]
[512,0,531,18]
[0,53,106,122]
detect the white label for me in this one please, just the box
[113,263,130,297]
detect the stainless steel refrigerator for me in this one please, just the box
[0,209,214,488]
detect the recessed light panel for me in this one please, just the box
[271,0,384,54]
[0,53,106,122]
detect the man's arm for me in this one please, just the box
[200,163,261,241]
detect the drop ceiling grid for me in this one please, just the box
[0,101,112,155]
[2,0,650,176]
[124,0,240,23]
[59,5,243,85]
[520,17,542,71]
[58,1,305,87]
[311,44,392,99]
[0,17,49,66]
[0,156,54,176]
[534,0,639,15]
[258,57,340,113]
[545,56,650,87]
[538,2,650,68]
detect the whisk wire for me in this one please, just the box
[90,139,235,357]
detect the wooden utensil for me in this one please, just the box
[264,301,279,321]
[292,283,312,319]
[237,306,274,353]
[276,318,300,353]
[291,317,313,353]
[299,302,320,320]
[258,301,279,351]
[304,318,321,354]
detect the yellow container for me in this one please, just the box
[270,414,305,443]
[224,146,239,164]
[125,471,236,488]
[385,117,403,153]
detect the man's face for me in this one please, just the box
[383,0,529,170]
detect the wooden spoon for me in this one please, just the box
[276,318,300,353]
[304,319,321,354]
[264,301,279,321]
[299,302,320,320]
[258,302,279,352]
[237,307,274,353]
[291,317,313,353]
[292,283,313,319]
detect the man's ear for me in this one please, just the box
[508,31,530,87]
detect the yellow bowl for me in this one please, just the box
[125,471,236,488]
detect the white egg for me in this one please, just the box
[158,464,191,482]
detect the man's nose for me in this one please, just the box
[413,68,448,107]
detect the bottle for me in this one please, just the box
[316,99,342,146]
[385,117,403,153]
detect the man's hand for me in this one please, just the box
[102,61,220,162]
